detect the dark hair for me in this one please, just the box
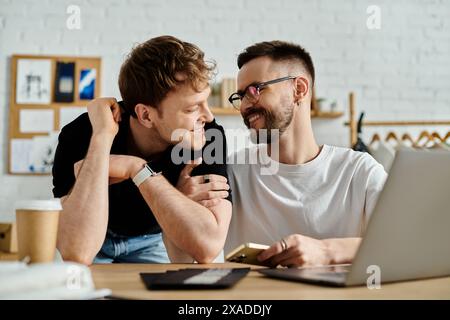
[118,35,215,117]
[237,40,315,86]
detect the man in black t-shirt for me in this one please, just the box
[52,36,232,265]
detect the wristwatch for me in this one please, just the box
[132,162,161,187]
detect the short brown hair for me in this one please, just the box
[118,35,215,117]
[237,40,315,86]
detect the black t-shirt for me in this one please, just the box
[52,108,231,237]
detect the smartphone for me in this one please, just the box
[225,243,270,266]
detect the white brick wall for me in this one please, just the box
[0,0,449,217]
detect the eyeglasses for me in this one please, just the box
[228,76,297,109]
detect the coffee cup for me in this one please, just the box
[15,200,62,263]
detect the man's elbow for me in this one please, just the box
[58,245,96,266]
[192,243,223,264]
[194,254,216,264]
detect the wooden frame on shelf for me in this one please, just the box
[310,87,343,118]
[311,110,344,118]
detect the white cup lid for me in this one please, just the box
[15,199,62,211]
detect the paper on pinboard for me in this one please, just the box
[28,132,59,173]
[59,106,87,130]
[10,139,33,173]
[19,109,54,133]
[10,133,59,174]
[16,59,52,104]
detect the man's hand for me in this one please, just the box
[176,158,230,208]
[74,155,146,185]
[87,97,122,138]
[257,234,332,268]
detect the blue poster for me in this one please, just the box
[79,69,96,100]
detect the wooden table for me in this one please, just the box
[90,263,450,300]
[0,251,18,261]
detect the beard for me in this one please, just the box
[243,100,295,144]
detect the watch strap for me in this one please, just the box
[132,163,160,187]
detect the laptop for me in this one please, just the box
[259,149,450,286]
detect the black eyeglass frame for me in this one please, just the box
[228,76,297,109]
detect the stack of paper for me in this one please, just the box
[0,261,111,300]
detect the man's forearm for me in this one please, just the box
[323,237,362,264]
[57,133,113,265]
[138,174,227,263]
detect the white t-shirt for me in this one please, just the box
[225,144,387,254]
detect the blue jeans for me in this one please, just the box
[93,230,170,263]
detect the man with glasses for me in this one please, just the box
[223,41,387,267]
